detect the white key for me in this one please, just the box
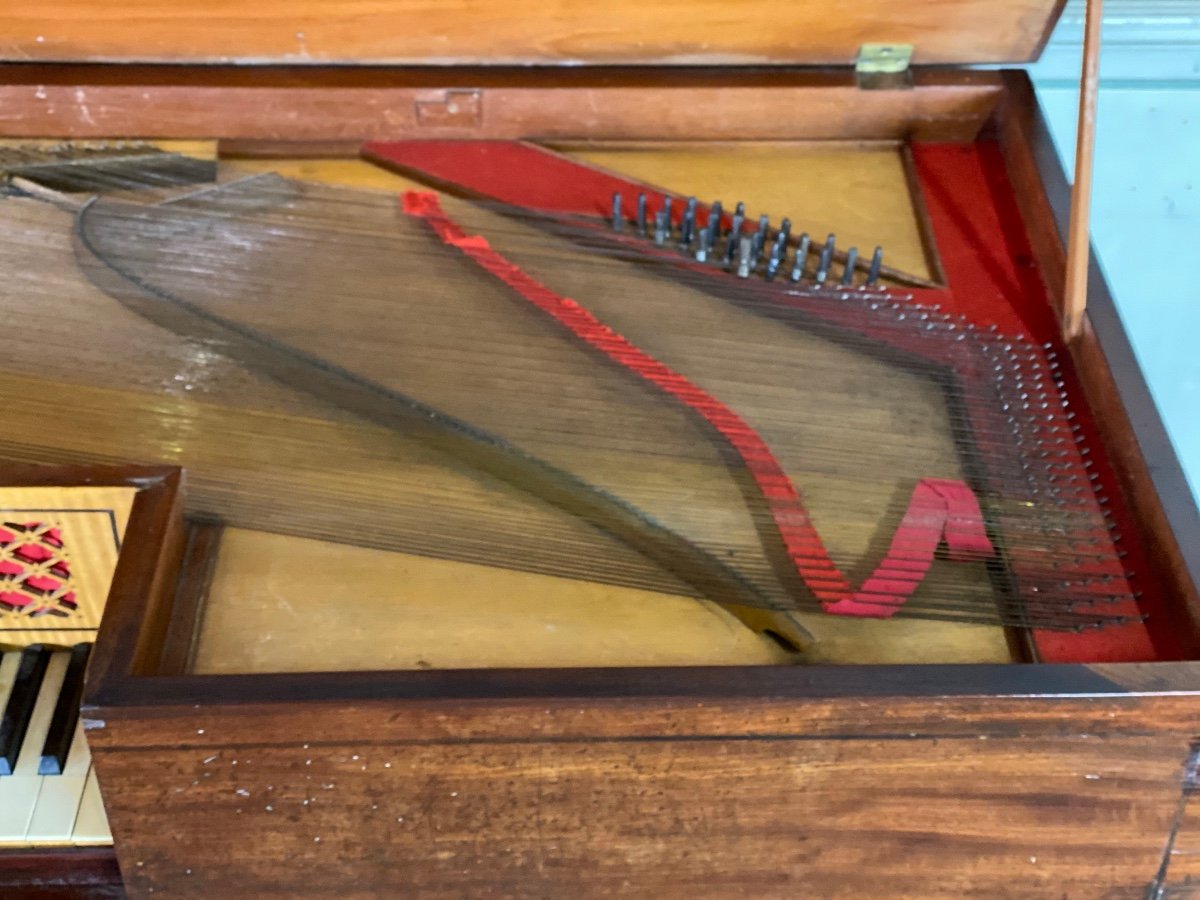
[0,652,68,845]
[25,719,91,844]
[72,766,112,846]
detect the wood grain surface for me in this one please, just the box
[87,692,1199,899]
[0,0,1063,66]
[0,67,1003,143]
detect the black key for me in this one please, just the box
[40,643,92,776]
[0,645,51,776]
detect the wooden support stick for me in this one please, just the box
[1063,0,1104,342]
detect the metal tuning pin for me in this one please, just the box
[636,193,648,234]
[736,236,754,278]
[840,247,859,286]
[866,246,884,285]
[789,233,811,282]
[751,213,770,262]
[706,200,723,252]
[662,196,673,236]
[654,210,668,246]
[766,231,788,281]
[815,237,834,284]
[611,192,623,231]
[681,197,697,248]
[779,217,792,245]
[724,205,745,267]
[695,226,711,263]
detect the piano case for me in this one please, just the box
[3,1,1200,896]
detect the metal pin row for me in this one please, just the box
[612,191,885,287]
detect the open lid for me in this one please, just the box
[7,0,1064,66]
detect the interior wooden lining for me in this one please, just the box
[0,68,1003,143]
[190,527,1012,672]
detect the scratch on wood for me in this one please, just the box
[1147,739,1200,899]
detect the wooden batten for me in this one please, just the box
[0,67,1003,143]
[5,0,1064,66]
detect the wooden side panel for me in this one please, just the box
[2,1,1063,66]
[0,67,1001,143]
[89,694,1196,898]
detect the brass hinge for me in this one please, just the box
[855,44,914,90]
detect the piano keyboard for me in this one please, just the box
[0,644,111,847]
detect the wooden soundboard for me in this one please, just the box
[2,1,1200,896]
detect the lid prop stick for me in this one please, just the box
[1063,0,1104,342]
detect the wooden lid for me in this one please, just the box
[7,0,1063,66]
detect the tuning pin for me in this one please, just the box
[611,193,623,231]
[779,217,792,244]
[765,232,787,281]
[654,210,668,246]
[840,247,859,285]
[736,236,754,278]
[789,233,811,282]
[735,201,746,217]
[636,193,648,234]
[823,233,836,258]
[751,214,770,261]
[816,239,834,284]
[708,200,723,231]
[662,196,673,234]
[866,246,884,285]
[705,201,723,250]
[681,197,697,247]
[725,210,744,267]
[695,227,711,263]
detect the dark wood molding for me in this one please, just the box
[0,848,123,898]
[156,521,224,677]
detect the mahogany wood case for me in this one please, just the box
[3,1,1200,897]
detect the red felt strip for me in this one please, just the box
[403,190,994,618]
